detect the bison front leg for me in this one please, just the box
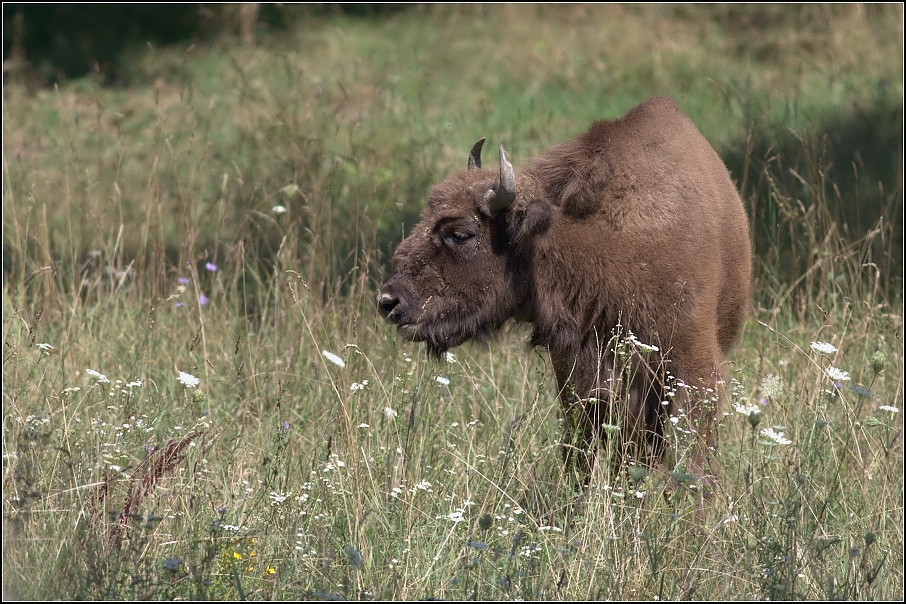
[551,349,633,485]
[552,340,680,484]
[552,354,602,483]
[557,388,602,483]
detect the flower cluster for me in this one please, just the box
[810,341,838,354]
[177,371,200,388]
[172,263,216,308]
[86,368,111,384]
[626,331,659,353]
[825,366,851,382]
[759,427,793,446]
[758,374,784,401]
[734,402,762,417]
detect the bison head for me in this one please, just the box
[378,139,548,357]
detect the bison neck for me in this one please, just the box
[522,228,623,356]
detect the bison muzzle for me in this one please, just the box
[378,97,751,488]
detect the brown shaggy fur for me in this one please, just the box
[378,97,751,485]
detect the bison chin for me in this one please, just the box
[378,281,510,358]
[412,317,500,359]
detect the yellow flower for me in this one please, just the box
[267,567,276,575]
[233,552,242,560]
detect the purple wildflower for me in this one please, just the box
[178,277,190,285]
[198,294,208,306]
[205,262,217,272]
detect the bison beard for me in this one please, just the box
[378,97,752,490]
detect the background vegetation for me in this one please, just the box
[3,4,902,600]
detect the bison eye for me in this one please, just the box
[445,230,475,245]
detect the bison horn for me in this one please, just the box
[484,145,517,212]
[468,137,486,170]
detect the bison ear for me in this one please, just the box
[468,138,486,170]
[511,200,552,243]
[484,145,517,212]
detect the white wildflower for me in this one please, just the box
[177,371,200,388]
[443,351,457,363]
[627,332,659,352]
[810,341,838,354]
[37,343,53,352]
[350,380,369,391]
[272,205,287,215]
[733,402,762,417]
[759,374,784,400]
[413,480,432,492]
[442,510,466,523]
[436,376,450,386]
[86,369,110,384]
[269,492,290,504]
[384,407,398,419]
[759,427,792,446]
[322,350,345,368]
[825,366,851,382]
[878,405,899,414]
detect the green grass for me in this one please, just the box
[3,5,903,600]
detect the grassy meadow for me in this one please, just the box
[3,5,903,600]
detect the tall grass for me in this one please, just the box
[3,5,902,600]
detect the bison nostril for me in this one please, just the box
[377,293,400,321]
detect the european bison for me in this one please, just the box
[378,97,751,487]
